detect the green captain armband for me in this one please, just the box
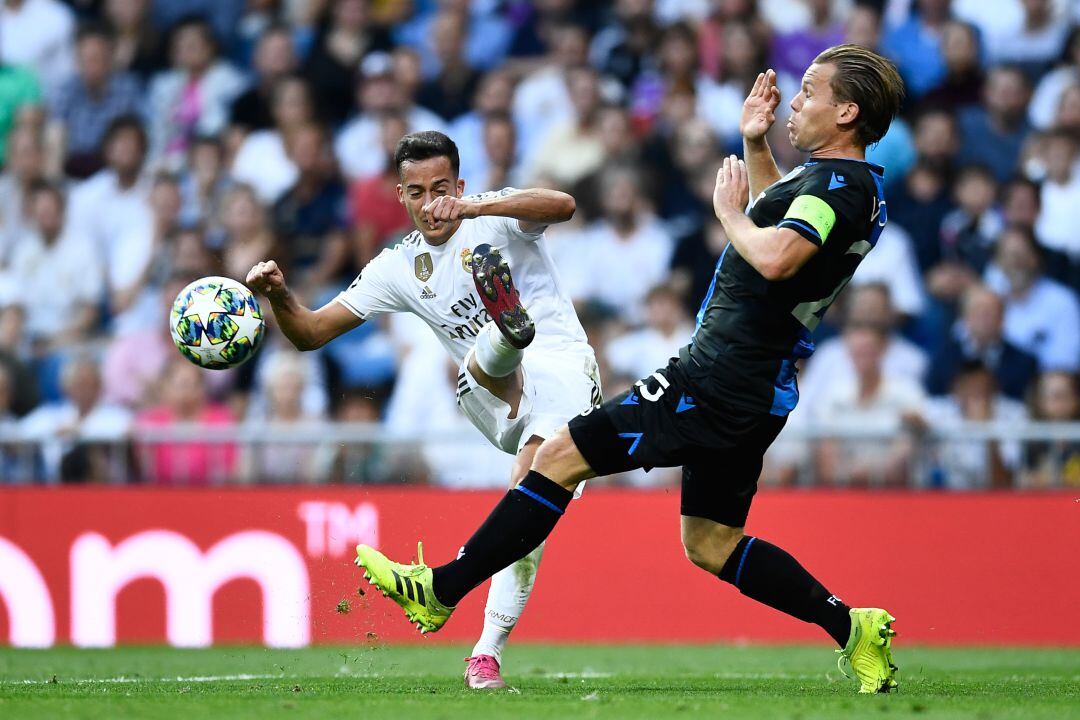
[780,195,836,244]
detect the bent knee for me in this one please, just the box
[530,427,589,490]
[682,528,744,575]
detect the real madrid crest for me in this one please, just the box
[461,248,474,273]
[414,252,433,281]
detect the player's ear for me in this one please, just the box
[396,183,404,205]
[837,101,860,128]
[456,177,465,197]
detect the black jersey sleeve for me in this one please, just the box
[775,164,869,248]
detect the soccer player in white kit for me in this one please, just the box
[246,131,600,689]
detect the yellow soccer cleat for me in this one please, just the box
[838,607,899,693]
[355,542,454,634]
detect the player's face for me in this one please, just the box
[787,63,858,152]
[397,156,466,243]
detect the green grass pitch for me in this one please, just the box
[1,645,1077,719]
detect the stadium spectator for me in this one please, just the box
[0,0,75,93]
[178,134,230,235]
[231,75,316,203]
[473,112,523,194]
[670,216,728,318]
[560,164,673,324]
[229,24,298,132]
[1,183,102,354]
[220,184,281,284]
[147,15,246,167]
[347,112,412,265]
[1033,130,1080,260]
[104,0,165,82]
[843,3,881,51]
[271,122,350,291]
[240,351,331,484]
[926,284,1040,401]
[985,225,1080,373]
[513,21,588,160]
[0,127,46,256]
[590,0,661,89]
[68,115,151,256]
[416,10,482,122]
[889,161,955,273]
[450,69,516,185]
[605,284,693,382]
[1022,371,1080,487]
[926,165,1001,304]
[919,20,985,113]
[798,283,929,411]
[956,66,1032,182]
[1030,27,1080,130]
[149,0,245,56]
[302,0,392,127]
[768,0,844,81]
[50,23,142,178]
[527,65,607,187]
[333,51,447,181]
[19,354,132,483]
[812,325,927,488]
[0,60,41,168]
[136,357,238,486]
[393,0,513,81]
[103,232,211,409]
[880,0,949,99]
[851,224,927,322]
[924,360,1027,489]
[982,0,1065,76]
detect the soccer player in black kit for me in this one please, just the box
[357,45,906,694]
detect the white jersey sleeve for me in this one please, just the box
[465,187,546,241]
[334,247,404,320]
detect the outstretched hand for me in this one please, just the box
[741,69,782,142]
[713,155,750,219]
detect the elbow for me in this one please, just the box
[758,254,802,281]
[292,335,326,352]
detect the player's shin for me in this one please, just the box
[719,536,852,647]
[432,471,569,607]
[474,321,524,378]
[473,543,545,663]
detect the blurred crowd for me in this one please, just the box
[0,0,1077,488]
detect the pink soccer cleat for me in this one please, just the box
[463,654,507,689]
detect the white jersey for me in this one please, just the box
[335,189,591,365]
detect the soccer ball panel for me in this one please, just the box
[170,276,265,370]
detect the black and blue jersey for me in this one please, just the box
[688,158,887,416]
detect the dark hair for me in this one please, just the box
[169,13,219,54]
[813,44,905,146]
[393,131,460,177]
[76,20,115,45]
[28,180,65,207]
[103,114,148,154]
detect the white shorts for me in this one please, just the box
[456,343,601,455]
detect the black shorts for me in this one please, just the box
[567,355,786,527]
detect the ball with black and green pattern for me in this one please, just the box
[170,276,265,370]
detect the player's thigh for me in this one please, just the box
[466,349,524,417]
[565,359,698,478]
[680,413,787,529]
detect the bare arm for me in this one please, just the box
[741,70,783,199]
[246,260,363,351]
[423,188,576,233]
[712,155,818,281]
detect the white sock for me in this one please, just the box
[474,321,523,378]
[471,542,545,664]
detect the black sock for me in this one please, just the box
[431,470,572,607]
[719,536,852,647]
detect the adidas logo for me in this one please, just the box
[420,285,437,299]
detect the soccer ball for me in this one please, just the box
[170,276,265,369]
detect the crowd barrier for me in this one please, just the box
[0,487,1076,647]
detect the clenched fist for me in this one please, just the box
[421,195,478,227]
[246,260,287,298]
